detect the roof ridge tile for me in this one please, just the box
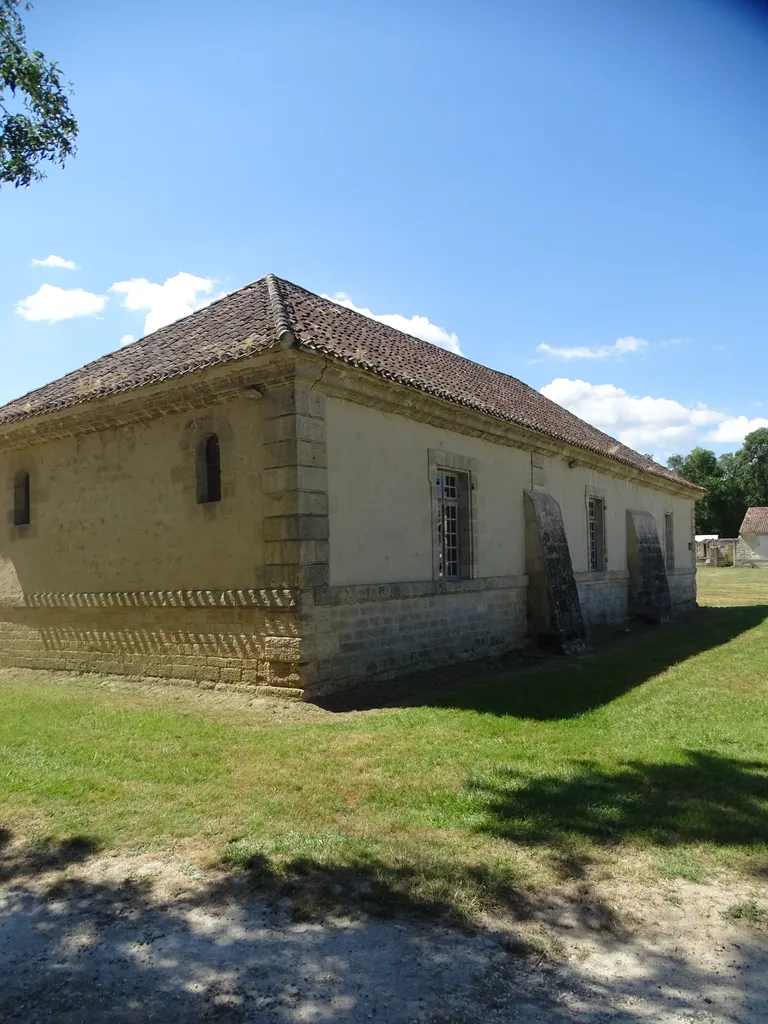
[265,274,295,347]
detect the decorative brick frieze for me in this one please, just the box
[0,602,303,695]
[3,588,299,611]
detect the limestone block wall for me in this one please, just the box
[302,578,528,696]
[576,572,630,631]
[0,590,303,696]
[0,396,264,595]
[668,569,697,612]
[706,539,737,566]
[0,363,311,697]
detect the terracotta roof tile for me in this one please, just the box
[740,507,768,534]
[0,274,698,490]
[0,280,277,425]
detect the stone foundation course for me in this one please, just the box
[0,569,698,698]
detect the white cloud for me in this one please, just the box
[540,378,726,454]
[15,284,108,322]
[118,334,135,347]
[31,254,79,270]
[537,336,648,360]
[110,272,217,335]
[706,416,768,444]
[322,292,462,354]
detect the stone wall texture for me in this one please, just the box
[303,580,528,696]
[0,593,303,698]
[668,569,697,613]
[576,574,630,630]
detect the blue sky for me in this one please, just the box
[3,0,768,461]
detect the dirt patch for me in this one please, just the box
[0,667,346,725]
[1,845,765,1023]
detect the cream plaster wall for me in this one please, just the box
[325,397,532,585]
[326,396,695,586]
[0,397,263,598]
[543,457,694,574]
[740,534,768,561]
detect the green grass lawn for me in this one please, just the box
[1,566,767,919]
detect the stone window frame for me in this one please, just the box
[428,449,478,582]
[7,456,38,540]
[585,484,608,572]
[180,413,235,517]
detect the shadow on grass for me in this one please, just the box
[0,829,100,883]
[318,604,768,720]
[471,750,768,854]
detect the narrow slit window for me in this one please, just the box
[436,469,471,579]
[588,496,606,572]
[664,512,675,571]
[14,471,30,526]
[197,434,221,504]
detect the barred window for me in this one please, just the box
[588,496,606,572]
[436,470,471,579]
[664,512,675,571]
[13,471,30,527]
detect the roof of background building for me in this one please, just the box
[0,274,699,490]
[739,507,768,534]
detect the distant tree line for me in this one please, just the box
[667,427,768,536]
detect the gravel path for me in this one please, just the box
[0,853,766,1023]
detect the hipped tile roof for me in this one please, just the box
[0,274,699,490]
[739,507,768,534]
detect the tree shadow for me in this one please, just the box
[471,750,768,851]
[1,828,766,1023]
[0,828,578,1023]
[318,604,768,720]
[0,831,100,882]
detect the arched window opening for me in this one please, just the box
[14,471,30,526]
[197,434,221,504]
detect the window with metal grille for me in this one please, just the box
[436,469,471,579]
[197,434,221,504]
[588,496,606,571]
[664,512,674,571]
[13,471,30,526]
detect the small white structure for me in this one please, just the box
[738,508,768,565]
